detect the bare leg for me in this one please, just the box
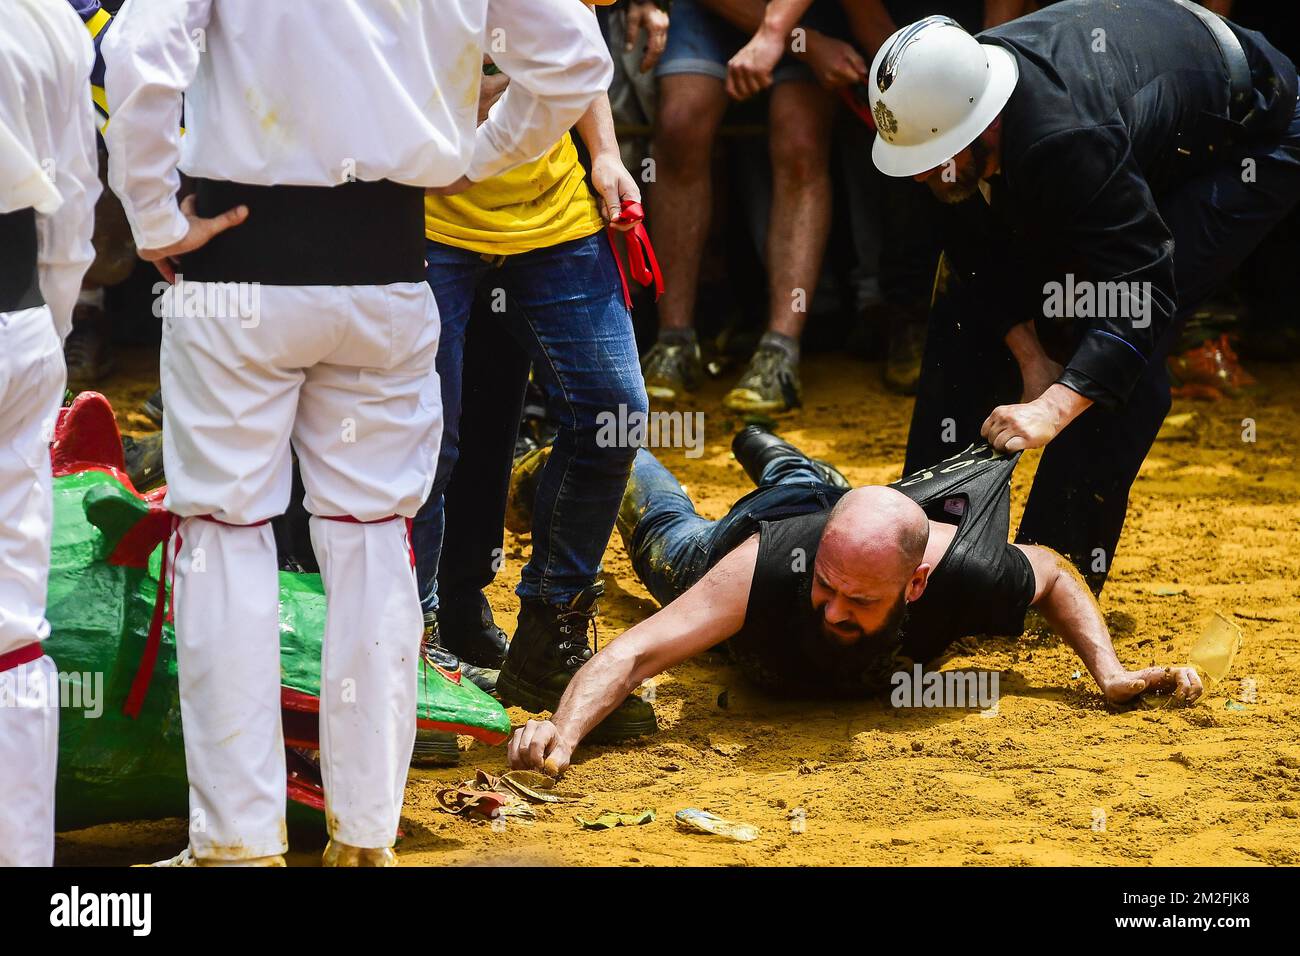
[648,74,729,333]
[765,81,835,340]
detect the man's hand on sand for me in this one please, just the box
[138,193,248,283]
[1100,666,1204,706]
[507,718,574,777]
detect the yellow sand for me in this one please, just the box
[59,350,1300,866]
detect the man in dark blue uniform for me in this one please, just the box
[869,1,1300,591]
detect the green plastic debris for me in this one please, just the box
[575,809,656,830]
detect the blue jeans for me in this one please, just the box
[622,448,841,606]
[413,232,647,610]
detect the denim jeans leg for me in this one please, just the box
[411,241,489,614]
[494,233,648,605]
[624,449,718,604]
[757,451,831,488]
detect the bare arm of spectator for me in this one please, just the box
[838,0,898,55]
[575,94,642,231]
[624,0,670,73]
[726,0,816,99]
[706,0,868,98]
[982,0,1028,30]
[1203,1,1233,16]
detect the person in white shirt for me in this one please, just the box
[101,0,612,867]
[0,0,100,868]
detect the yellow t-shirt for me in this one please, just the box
[424,132,605,256]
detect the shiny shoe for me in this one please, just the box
[321,841,397,867]
[641,338,703,405]
[730,425,850,491]
[723,343,802,415]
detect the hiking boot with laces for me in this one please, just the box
[723,342,802,414]
[641,338,703,404]
[497,583,657,743]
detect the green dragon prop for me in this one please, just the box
[45,392,510,831]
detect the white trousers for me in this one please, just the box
[0,306,66,866]
[161,281,440,858]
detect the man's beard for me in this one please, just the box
[927,138,990,204]
[817,591,909,655]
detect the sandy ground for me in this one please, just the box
[58,348,1300,866]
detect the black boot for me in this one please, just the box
[437,591,508,670]
[498,583,657,744]
[730,425,851,491]
[123,431,165,492]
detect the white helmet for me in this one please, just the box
[868,16,1019,178]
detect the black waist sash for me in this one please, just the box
[0,207,44,312]
[182,179,426,286]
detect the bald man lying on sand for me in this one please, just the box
[507,428,1202,774]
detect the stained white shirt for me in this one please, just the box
[102,0,613,251]
[0,0,100,339]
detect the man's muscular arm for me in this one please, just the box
[1017,544,1203,706]
[508,537,759,775]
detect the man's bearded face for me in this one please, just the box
[917,138,990,204]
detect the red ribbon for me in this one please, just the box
[123,513,273,718]
[0,642,43,674]
[124,515,179,718]
[606,200,664,310]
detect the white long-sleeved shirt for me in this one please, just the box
[0,0,100,339]
[102,0,613,252]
